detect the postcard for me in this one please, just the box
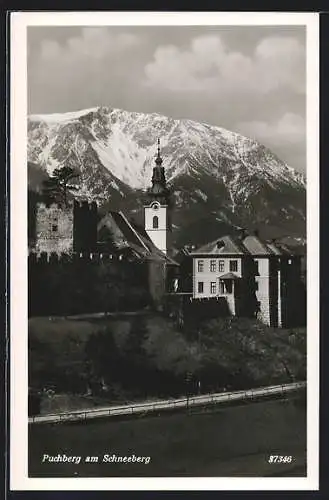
[9,11,319,491]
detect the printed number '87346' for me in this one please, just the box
[268,456,293,464]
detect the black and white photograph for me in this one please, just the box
[10,11,319,490]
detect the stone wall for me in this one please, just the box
[35,203,74,255]
[28,252,150,317]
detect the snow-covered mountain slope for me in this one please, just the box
[28,106,306,246]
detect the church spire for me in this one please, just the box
[144,137,173,256]
[150,137,166,192]
[155,137,163,166]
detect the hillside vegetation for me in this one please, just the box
[29,315,306,413]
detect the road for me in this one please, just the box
[29,381,306,425]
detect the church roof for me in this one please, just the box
[97,211,178,265]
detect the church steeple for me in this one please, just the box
[148,138,170,204]
[144,138,173,255]
[155,137,162,165]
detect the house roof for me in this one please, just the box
[191,233,298,257]
[266,242,292,255]
[242,235,273,255]
[97,211,178,265]
[243,235,293,256]
[191,235,249,255]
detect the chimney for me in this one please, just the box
[237,228,247,240]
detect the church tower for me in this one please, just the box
[144,138,172,255]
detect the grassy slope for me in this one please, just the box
[29,315,306,413]
[29,397,306,477]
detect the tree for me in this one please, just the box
[42,166,79,204]
[84,329,122,395]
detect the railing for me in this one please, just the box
[28,381,306,425]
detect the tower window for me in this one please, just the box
[51,224,58,232]
[153,216,159,229]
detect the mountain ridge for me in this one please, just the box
[27,106,306,247]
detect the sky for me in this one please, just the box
[27,25,306,173]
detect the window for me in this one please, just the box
[210,282,216,294]
[219,260,225,272]
[197,260,204,272]
[153,216,159,229]
[254,259,259,272]
[218,281,225,294]
[210,260,216,272]
[288,259,292,265]
[51,224,58,232]
[198,281,204,293]
[225,280,233,294]
[230,260,238,272]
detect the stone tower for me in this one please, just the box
[144,138,172,255]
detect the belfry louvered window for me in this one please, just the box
[153,216,159,229]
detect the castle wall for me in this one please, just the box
[35,203,74,255]
[73,200,98,252]
[148,261,167,308]
[279,257,305,328]
[28,252,150,317]
[33,200,99,255]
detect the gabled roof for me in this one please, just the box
[243,235,294,256]
[192,235,249,255]
[97,211,178,265]
[190,233,298,257]
[242,235,272,255]
[266,242,292,255]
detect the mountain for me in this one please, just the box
[27,106,306,247]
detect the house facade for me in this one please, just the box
[189,233,305,328]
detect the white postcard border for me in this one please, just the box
[10,11,319,491]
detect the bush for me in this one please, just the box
[28,315,306,406]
